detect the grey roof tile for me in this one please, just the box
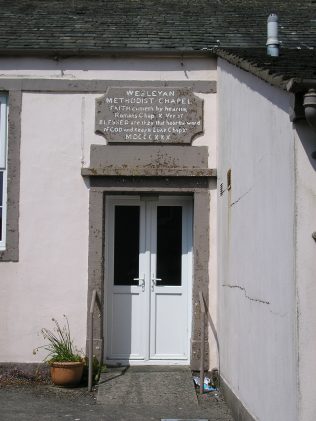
[214,47,316,89]
[0,0,314,53]
[0,1,314,84]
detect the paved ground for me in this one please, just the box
[98,366,198,406]
[0,366,233,421]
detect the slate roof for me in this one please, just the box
[214,48,316,90]
[0,0,315,54]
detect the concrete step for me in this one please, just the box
[97,366,198,407]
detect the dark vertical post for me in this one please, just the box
[199,291,205,394]
[88,289,97,392]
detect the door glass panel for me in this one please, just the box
[156,206,182,286]
[114,206,140,286]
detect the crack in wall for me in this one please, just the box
[230,186,253,207]
[222,283,270,305]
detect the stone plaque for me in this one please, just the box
[95,87,203,144]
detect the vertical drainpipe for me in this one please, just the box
[267,13,280,57]
[303,89,316,132]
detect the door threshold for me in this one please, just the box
[105,359,190,366]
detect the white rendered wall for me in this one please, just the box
[0,56,217,81]
[0,93,96,361]
[0,56,217,168]
[0,57,217,364]
[294,122,316,421]
[217,59,297,421]
[208,181,218,369]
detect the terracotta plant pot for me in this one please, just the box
[50,361,84,386]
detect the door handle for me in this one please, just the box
[133,275,145,292]
[151,275,162,291]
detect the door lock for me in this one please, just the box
[133,275,145,292]
[151,275,162,291]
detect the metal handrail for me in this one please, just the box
[199,290,206,395]
[88,289,97,392]
[88,289,207,393]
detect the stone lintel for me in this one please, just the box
[82,167,216,177]
[83,144,216,178]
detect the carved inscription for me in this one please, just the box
[95,87,203,143]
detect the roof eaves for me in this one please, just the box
[286,78,316,93]
[0,47,212,58]
[212,48,290,91]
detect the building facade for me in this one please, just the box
[0,55,218,370]
[0,1,316,420]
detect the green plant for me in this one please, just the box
[81,356,103,386]
[33,316,83,363]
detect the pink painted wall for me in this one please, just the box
[0,56,218,367]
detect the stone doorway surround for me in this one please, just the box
[82,144,216,369]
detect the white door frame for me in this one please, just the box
[104,195,193,365]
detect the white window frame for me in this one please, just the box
[0,95,8,250]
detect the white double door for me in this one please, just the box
[105,195,192,364]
